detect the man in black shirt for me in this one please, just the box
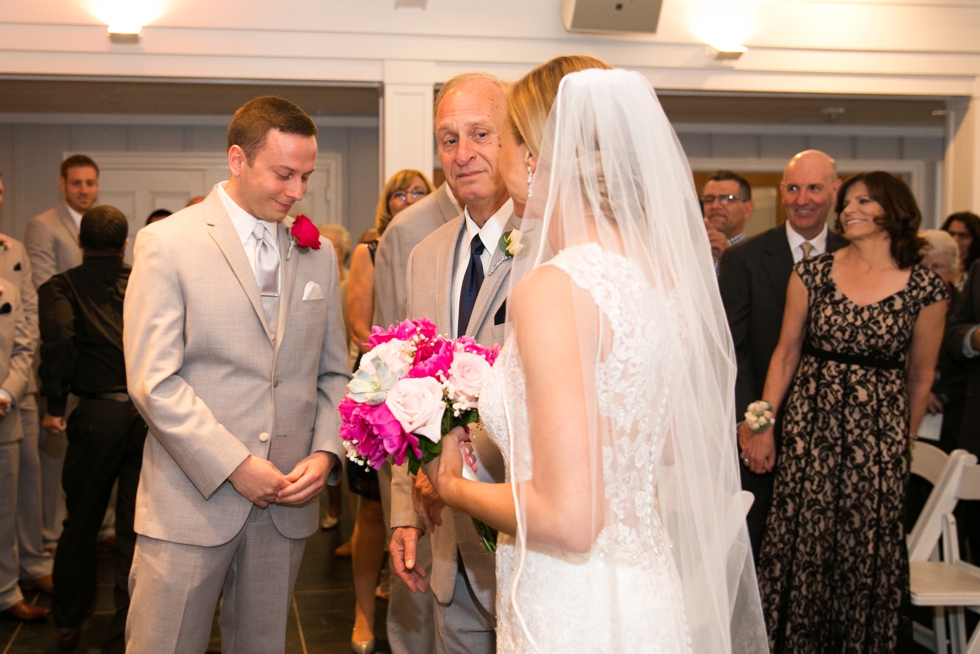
[39,205,146,651]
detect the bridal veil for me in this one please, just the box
[502,68,768,652]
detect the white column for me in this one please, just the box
[382,60,437,187]
[944,86,980,217]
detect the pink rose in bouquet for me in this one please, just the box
[338,317,501,551]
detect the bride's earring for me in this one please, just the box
[526,165,534,199]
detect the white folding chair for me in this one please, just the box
[910,451,980,654]
[908,443,971,653]
[741,490,754,517]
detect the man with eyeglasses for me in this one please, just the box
[717,150,847,558]
[701,170,754,274]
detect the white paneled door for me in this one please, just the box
[81,152,341,262]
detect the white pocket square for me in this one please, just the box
[302,281,324,301]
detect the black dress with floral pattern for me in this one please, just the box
[758,253,947,653]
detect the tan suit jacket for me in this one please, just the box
[0,278,33,444]
[25,204,82,290]
[124,188,350,547]
[391,211,528,612]
[0,239,38,394]
[373,183,459,328]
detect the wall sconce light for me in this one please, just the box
[708,44,747,61]
[108,26,141,44]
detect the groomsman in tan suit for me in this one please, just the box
[123,96,350,653]
[390,72,519,654]
[25,155,95,551]
[374,181,460,654]
[0,171,49,622]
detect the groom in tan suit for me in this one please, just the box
[123,96,350,653]
[390,72,519,654]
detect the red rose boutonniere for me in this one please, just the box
[287,214,321,260]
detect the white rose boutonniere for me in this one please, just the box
[498,229,525,258]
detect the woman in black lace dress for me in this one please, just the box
[743,172,948,652]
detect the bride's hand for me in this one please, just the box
[422,426,472,502]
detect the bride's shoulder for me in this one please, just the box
[512,264,572,309]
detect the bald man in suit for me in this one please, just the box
[124,97,349,653]
[389,72,525,654]
[372,183,460,653]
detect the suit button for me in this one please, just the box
[259,432,270,442]
[269,334,276,341]
[273,379,281,388]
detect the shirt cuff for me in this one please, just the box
[0,389,14,410]
[964,325,980,358]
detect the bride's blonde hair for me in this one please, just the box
[507,55,612,157]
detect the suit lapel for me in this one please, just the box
[206,205,271,335]
[762,227,794,313]
[466,212,522,335]
[436,219,463,335]
[274,222,297,357]
[56,203,79,240]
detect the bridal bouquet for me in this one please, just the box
[338,317,500,551]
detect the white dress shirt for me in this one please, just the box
[217,181,280,279]
[65,203,82,230]
[786,221,829,264]
[451,199,513,338]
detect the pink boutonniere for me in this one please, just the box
[286,214,321,260]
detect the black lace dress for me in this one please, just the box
[758,253,947,653]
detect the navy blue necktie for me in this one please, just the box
[457,234,486,336]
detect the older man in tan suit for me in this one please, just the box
[390,72,518,654]
[373,180,459,654]
[123,97,349,653]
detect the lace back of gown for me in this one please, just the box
[481,243,693,654]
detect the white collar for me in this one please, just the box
[785,220,828,254]
[64,202,82,228]
[217,181,279,246]
[463,198,513,254]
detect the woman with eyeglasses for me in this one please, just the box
[344,168,433,653]
[941,211,980,291]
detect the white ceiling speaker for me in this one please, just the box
[561,0,664,34]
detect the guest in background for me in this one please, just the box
[25,155,100,553]
[144,209,171,226]
[945,231,980,563]
[919,230,968,452]
[702,170,754,273]
[185,195,206,207]
[942,211,980,291]
[0,171,52,616]
[752,172,946,652]
[346,169,433,653]
[0,176,45,624]
[718,150,847,558]
[40,206,145,651]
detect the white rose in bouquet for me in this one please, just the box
[386,376,446,443]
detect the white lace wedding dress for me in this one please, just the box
[480,243,692,654]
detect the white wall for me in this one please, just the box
[0,121,379,250]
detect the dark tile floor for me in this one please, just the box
[0,497,390,654]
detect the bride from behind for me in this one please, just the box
[423,61,768,653]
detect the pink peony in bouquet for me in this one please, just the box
[338,317,500,551]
